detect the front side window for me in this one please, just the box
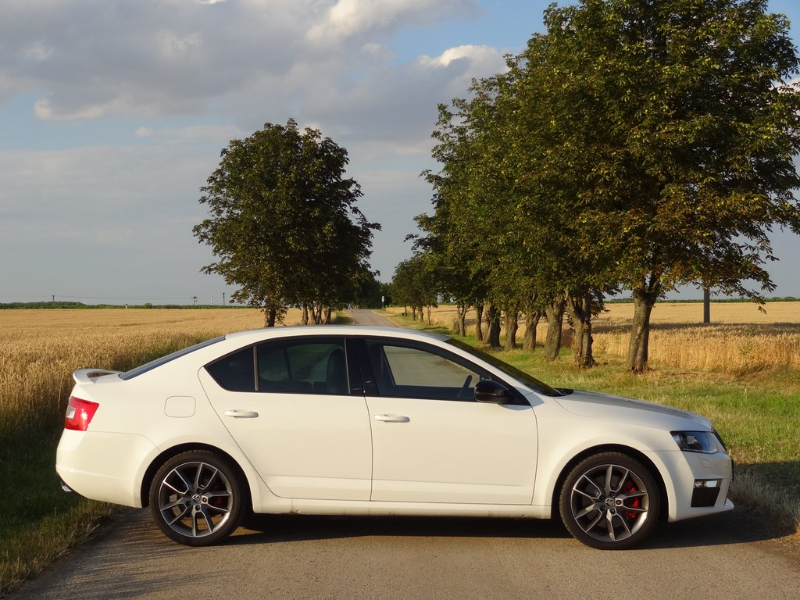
[365,340,488,401]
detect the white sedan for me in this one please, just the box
[56,326,733,549]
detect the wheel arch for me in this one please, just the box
[140,443,252,511]
[549,444,669,521]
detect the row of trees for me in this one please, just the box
[193,120,380,325]
[400,0,800,372]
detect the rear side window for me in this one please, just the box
[206,347,256,392]
[205,337,348,395]
[257,339,347,395]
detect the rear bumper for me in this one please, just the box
[56,429,157,508]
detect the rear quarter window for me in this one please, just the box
[206,347,256,392]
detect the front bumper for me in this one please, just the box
[656,448,734,521]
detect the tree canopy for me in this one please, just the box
[193,120,379,325]
[414,0,800,371]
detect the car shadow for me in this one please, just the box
[229,503,793,550]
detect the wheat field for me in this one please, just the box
[0,308,301,433]
[390,301,800,373]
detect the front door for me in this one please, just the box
[362,339,537,505]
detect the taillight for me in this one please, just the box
[65,397,99,431]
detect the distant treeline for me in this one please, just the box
[0,302,246,309]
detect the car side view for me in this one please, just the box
[56,326,733,549]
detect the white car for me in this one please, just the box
[56,326,733,549]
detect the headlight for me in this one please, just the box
[671,431,720,454]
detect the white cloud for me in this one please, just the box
[0,0,513,294]
[22,41,53,61]
[133,124,244,143]
[3,0,500,145]
[34,94,140,121]
[157,30,204,59]
[307,0,480,44]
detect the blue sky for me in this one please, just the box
[1,0,799,305]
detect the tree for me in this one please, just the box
[535,0,800,372]
[391,254,438,322]
[193,120,379,326]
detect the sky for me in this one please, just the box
[1,0,799,306]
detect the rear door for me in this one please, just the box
[200,336,373,501]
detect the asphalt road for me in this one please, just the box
[9,509,800,599]
[347,308,401,327]
[10,310,800,599]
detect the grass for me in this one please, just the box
[384,309,800,537]
[0,428,117,593]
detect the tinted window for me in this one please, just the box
[365,340,488,401]
[256,338,348,395]
[206,347,256,392]
[445,338,563,396]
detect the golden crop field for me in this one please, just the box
[389,301,800,373]
[0,308,302,433]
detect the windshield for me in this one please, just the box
[445,338,563,397]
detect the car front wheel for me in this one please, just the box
[149,450,244,546]
[559,452,660,550]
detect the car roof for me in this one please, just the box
[223,325,450,345]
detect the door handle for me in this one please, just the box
[374,414,410,423]
[224,409,259,418]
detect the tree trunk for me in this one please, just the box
[523,308,542,351]
[566,291,595,368]
[324,308,332,324]
[487,304,501,348]
[411,306,417,320]
[475,304,485,342]
[543,296,565,361]
[504,311,519,351]
[310,304,320,325]
[456,304,468,336]
[301,305,309,325]
[628,289,657,373]
[426,305,432,325]
[265,307,277,327]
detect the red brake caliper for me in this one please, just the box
[623,480,640,520]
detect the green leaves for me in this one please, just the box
[193,120,379,321]
[417,0,800,372]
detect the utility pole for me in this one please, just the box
[222,292,226,305]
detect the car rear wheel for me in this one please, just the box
[559,452,660,550]
[149,450,244,546]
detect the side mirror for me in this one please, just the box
[474,379,511,404]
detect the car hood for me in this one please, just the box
[553,390,713,430]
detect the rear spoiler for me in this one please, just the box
[73,369,122,384]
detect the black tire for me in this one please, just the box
[149,450,245,546]
[559,452,661,550]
